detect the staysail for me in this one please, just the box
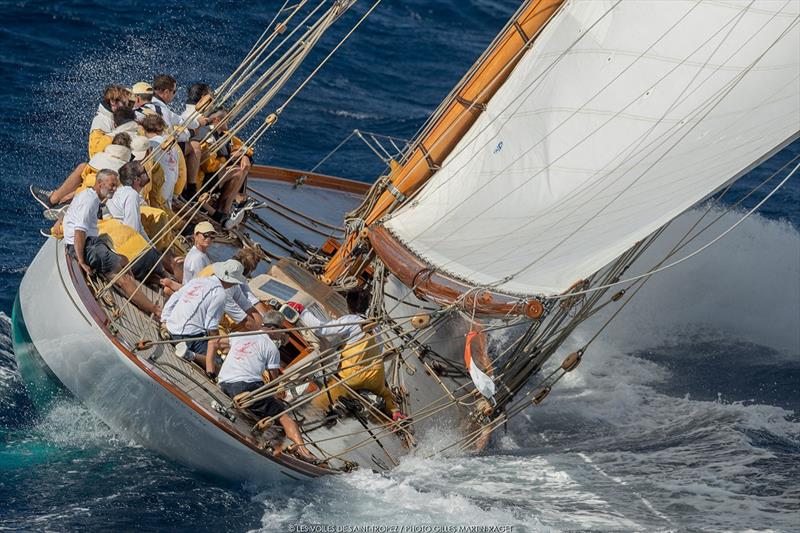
[377,0,799,297]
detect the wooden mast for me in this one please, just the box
[323,0,564,284]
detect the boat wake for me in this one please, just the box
[1,210,798,531]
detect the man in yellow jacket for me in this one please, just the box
[296,290,406,421]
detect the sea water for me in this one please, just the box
[0,1,798,531]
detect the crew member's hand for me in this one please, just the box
[78,261,93,276]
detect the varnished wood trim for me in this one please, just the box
[249,165,370,195]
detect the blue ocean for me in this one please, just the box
[1,1,798,531]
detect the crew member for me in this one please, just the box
[294,290,406,421]
[161,259,246,376]
[62,168,160,317]
[217,310,319,463]
[183,221,214,283]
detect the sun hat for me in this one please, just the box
[104,144,132,162]
[212,259,247,284]
[130,81,154,95]
[194,221,215,235]
[130,135,150,160]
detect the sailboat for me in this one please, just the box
[12,0,799,484]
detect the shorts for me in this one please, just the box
[130,247,166,282]
[170,333,209,356]
[67,236,122,276]
[220,381,288,419]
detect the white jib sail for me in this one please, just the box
[383,0,800,297]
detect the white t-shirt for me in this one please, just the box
[148,135,179,204]
[218,332,280,385]
[161,276,226,336]
[301,311,365,344]
[146,96,189,142]
[181,103,201,131]
[63,188,100,245]
[182,245,210,283]
[223,283,256,324]
[106,185,146,238]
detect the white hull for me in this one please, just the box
[16,239,317,483]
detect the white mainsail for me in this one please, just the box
[383,0,800,296]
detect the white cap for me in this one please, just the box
[130,135,150,160]
[212,259,247,284]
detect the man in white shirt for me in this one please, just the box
[62,169,160,317]
[149,74,200,194]
[140,115,180,206]
[218,310,318,463]
[182,221,215,283]
[162,259,245,376]
[191,250,269,331]
[107,161,148,239]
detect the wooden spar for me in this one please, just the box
[323,0,564,282]
[369,226,544,318]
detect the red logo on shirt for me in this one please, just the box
[233,340,256,361]
[181,284,202,304]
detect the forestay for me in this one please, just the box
[383,0,800,296]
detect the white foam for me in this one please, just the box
[594,207,800,354]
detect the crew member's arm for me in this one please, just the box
[267,368,282,398]
[205,331,219,375]
[73,229,92,276]
[160,290,179,324]
[204,289,227,375]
